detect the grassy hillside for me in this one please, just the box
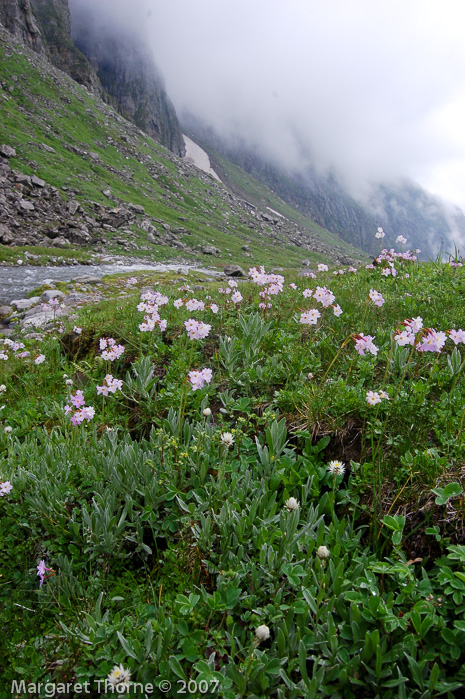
[0,27,366,270]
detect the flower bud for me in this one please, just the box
[255,625,270,642]
[316,545,330,559]
[203,408,212,417]
[285,497,299,511]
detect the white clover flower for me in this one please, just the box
[255,625,270,642]
[203,407,212,417]
[316,545,330,560]
[220,432,234,447]
[328,460,345,476]
[285,497,300,511]
[107,664,131,690]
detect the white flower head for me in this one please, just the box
[285,497,300,511]
[328,460,345,476]
[107,664,131,690]
[220,432,234,447]
[203,407,212,417]
[0,385,6,394]
[255,624,270,642]
[4,426,12,434]
[316,545,330,560]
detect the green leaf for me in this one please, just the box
[432,482,462,505]
[116,631,139,660]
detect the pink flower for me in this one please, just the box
[369,289,385,307]
[417,329,447,353]
[34,354,46,365]
[449,329,465,344]
[188,367,213,391]
[302,288,313,298]
[184,319,211,340]
[70,390,85,408]
[0,480,12,496]
[300,309,321,325]
[173,298,183,308]
[395,330,415,346]
[317,263,329,272]
[231,291,243,304]
[73,326,82,335]
[289,283,297,290]
[37,560,54,587]
[332,304,343,317]
[354,334,378,356]
[210,304,219,314]
[366,391,382,406]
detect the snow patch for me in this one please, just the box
[183,135,221,182]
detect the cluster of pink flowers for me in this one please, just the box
[249,267,285,308]
[317,263,329,272]
[0,480,12,496]
[64,390,95,425]
[300,309,321,325]
[354,334,379,356]
[185,298,205,311]
[366,390,389,406]
[449,261,463,268]
[96,374,123,396]
[395,317,423,346]
[138,290,168,333]
[417,329,447,353]
[184,319,211,340]
[369,289,385,307]
[313,286,336,308]
[100,338,125,360]
[37,560,54,587]
[188,367,213,391]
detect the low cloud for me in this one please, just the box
[70,0,465,211]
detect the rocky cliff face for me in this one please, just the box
[0,0,43,52]
[0,0,185,156]
[70,21,185,156]
[29,0,100,93]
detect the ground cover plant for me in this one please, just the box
[1,241,465,698]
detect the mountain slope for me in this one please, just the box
[0,26,366,269]
[183,117,465,259]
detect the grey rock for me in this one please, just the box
[0,305,13,317]
[71,274,103,285]
[0,145,16,158]
[31,175,45,188]
[10,297,40,311]
[201,245,221,256]
[68,200,80,215]
[223,264,246,277]
[18,199,35,211]
[40,290,65,303]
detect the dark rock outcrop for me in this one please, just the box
[69,17,185,156]
[0,0,43,51]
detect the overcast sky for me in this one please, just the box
[72,0,465,211]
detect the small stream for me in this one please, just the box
[0,262,220,305]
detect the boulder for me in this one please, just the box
[10,297,40,311]
[223,264,246,277]
[201,245,221,256]
[0,145,16,158]
[40,290,65,303]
